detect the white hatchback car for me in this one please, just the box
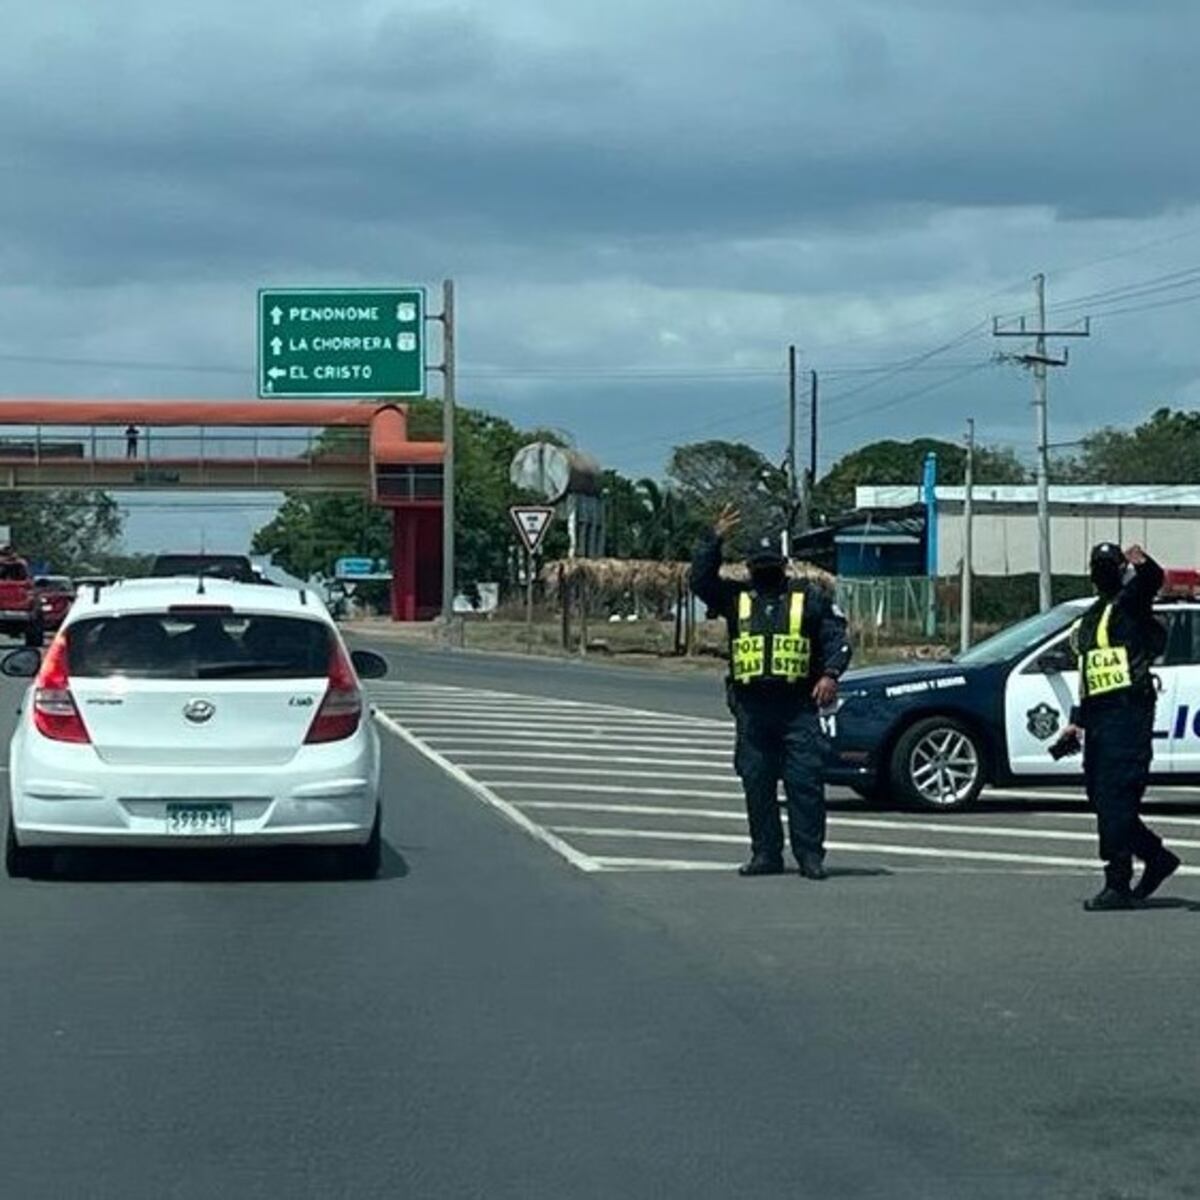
[2,577,388,878]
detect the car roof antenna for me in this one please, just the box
[197,573,206,596]
[298,588,307,605]
[92,583,101,603]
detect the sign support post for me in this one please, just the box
[510,505,555,653]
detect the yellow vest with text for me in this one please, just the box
[730,589,811,685]
[1071,603,1132,698]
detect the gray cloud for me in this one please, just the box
[3,0,1200,553]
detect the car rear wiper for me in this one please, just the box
[193,659,301,678]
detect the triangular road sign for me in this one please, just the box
[510,505,555,555]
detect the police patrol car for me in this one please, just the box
[824,583,1200,810]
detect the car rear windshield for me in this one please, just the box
[66,613,333,679]
[0,562,29,581]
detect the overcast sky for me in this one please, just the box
[4,0,1200,552]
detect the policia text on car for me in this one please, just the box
[1055,543,1181,911]
[691,505,852,879]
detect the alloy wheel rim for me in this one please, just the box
[909,729,980,806]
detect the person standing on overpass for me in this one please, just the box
[125,425,140,460]
[691,504,852,879]
[1056,543,1179,910]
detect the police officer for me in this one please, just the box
[691,504,852,879]
[1057,542,1179,910]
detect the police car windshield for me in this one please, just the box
[954,604,1081,666]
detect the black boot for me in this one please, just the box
[1133,848,1181,901]
[1083,885,1138,912]
[798,852,828,881]
[738,853,784,877]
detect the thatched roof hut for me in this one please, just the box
[541,557,836,603]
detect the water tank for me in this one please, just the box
[510,442,602,501]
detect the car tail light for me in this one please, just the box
[304,641,363,744]
[33,634,90,744]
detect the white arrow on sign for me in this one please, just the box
[270,336,283,356]
[267,367,287,380]
[270,306,283,327]
[509,505,555,555]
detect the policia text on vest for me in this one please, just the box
[691,512,852,879]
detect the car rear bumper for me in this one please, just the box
[10,727,381,848]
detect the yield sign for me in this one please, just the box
[509,505,555,555]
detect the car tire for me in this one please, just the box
[889,716,986,812]
[339,807,381,880]
[5,819,52,879]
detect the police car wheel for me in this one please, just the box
[890,717,984,811]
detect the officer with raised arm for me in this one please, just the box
[691,504,852,879]
[1055,543,1179,910]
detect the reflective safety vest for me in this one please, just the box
[1072,603,1132,698]
[731,589,811,685]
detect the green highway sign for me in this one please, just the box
[257,287,426,398]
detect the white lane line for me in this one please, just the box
[372,711,601,874]
[438,748,734,765]
[370,684,731,725]
[513,800,1200,849]
[547,825,1200,874]
[378,703,728,727]
[481,781,743,800]
[465,764,736,783]
[426,738,732,758]
[973,806,1200,827]
[588,856,1096,876]
[406,728,733,747]
[382,718,732,738]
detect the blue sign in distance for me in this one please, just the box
[335,557,376,578]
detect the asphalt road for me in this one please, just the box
[1,639,1199,1197]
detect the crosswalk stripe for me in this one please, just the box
[548,825,1200,874]
[426,739,732,757]
[466,764,736,782]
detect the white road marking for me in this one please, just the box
[372,710,601,873]
[408,727,732,748]
[465,764,737,782]
[548,825,1200,875]
[437,748,733,765]
[480,781,743,800]
[589,856,1096,876]
[425,738,732,758]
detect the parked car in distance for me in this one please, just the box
[150,554,257,583]
[0,551,44,647]
[33,576,74,632]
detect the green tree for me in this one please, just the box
[814,438,1028,518]
[0,490,122,574]
[1052,408,1200,484]
[666,441,789,554]
[252,493,388,582]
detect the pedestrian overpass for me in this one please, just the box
[0,400,444,620]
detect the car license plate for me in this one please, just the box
[166,803,233,836]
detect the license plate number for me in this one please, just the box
[166,803,233,836]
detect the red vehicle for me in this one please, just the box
[0,551,44,646]
[33,575,74,632]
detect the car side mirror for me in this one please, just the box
[1,648,42,678]
[1035,643,1076,675]
[350,649,388,680]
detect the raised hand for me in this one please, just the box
[713,504,741,540]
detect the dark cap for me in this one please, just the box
[1089,542,1126,568]
[747,536,786,569]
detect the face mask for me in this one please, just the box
[750,565,786,591]
[1091,561,1122,596]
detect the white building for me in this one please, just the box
[855,485,1200,577]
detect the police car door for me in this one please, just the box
[1156,605,1200,774]
[1005,607,1183,777]
[1004,629,1088,778]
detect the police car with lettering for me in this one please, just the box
[823,580,1200,810]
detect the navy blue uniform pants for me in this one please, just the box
[731,690,826,862]
[1083,697,1163,889]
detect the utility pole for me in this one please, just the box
[786,345,800,553]
[961,418,974,654]
[439,279,457,629]
[993,275,1090,612]
[808,369,818,527]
